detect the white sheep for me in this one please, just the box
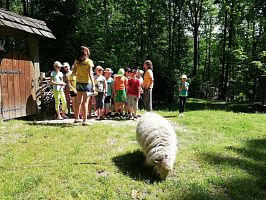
[136,112,178,180]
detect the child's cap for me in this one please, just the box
[104,68,113,73]
[137,69,144,75]
[63,62,70,68]
[117,68,125,76]
[130,69,137,74]
[95,66,104,71]
[125,68,131,72]
[181,75,187,79]
[54,61,63,67]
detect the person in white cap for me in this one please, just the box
[103,68,114,119]
[50,61,69,120]
[178,75,189,117]
[94,66,107,119]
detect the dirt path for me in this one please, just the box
[35,113,190,133]
[35,114,139,127]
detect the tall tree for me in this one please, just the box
[184,0,204,76]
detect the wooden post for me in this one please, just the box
[28,34,40,113]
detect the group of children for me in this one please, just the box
[50,61,144,121]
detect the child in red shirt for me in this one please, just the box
[126,69,140,120]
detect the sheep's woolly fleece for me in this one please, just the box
[136,112,178,180]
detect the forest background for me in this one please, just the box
[0,0,265,105]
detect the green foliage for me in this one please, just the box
[1,0,265,102]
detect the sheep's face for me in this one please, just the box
[155,155,173,180]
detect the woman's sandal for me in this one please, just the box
[57,116,64,120]
[74,120,82,123]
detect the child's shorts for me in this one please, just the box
[115,90,127,103]
[127,94,138,110]
[104,96,111,107]
[70,91,77,97]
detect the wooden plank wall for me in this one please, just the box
[0,51,37,120]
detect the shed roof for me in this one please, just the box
[0,8,55,40]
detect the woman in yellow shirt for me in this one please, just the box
[143,60,154,112]
[72,46,95,125]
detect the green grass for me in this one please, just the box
[0,99,265,199]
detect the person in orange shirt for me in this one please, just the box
[113,68,128,119]
[143,60,154,112]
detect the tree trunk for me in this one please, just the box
[208,18,212,80]
[6,0,9,10]
[193,26,198,76]
[30,0,34,17]
[147,6,152,57]
[177,6,182,70]
[104,0,108,33]
[224,0,234,100]
[172,3,177,68]
[221,9,228,100]
[21,0,27,16]
[168,2,172,69]
[140,19,144,69]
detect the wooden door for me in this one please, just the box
[0,51,36,120]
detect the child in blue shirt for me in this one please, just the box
[178,75,189,117]
[50,61,69,120]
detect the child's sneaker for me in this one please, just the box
[113,113,119,118]
[120,114,124,120]
[126,115,132,120]
[134,116,137,120]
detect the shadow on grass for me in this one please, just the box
[199,137,266,199]
[27,121,77,128]
[112,150,160,183]
[154,98,258,114]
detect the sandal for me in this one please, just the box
[62,114,69,119]
[57,116,64,120]
[82,121,93,126]
[74,120,82,123]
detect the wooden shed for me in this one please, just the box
[0,8,55,120]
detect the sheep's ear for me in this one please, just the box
[154,158,162,164]
[155,156,163,163]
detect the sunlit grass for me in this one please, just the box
[0,99,265,199]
